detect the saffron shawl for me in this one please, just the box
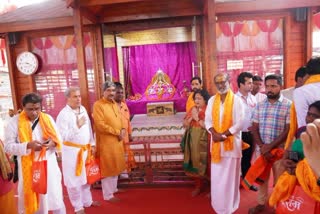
[18,111,61,214]
[211,90,234,163]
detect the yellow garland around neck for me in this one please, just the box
[211,89,234,163]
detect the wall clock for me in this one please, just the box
[16,51,39,75]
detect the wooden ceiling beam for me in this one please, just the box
[81,7,99,23]
[216,0,320,14]
[102,6,202,23]
[79,0,148,7]
[104,16,195,32]
[0,16,91,33]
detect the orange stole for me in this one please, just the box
[186,92,195,113]
[296,159,320,201]
[63,141,90,176]
[18,111,61,214]
[211,90,234,163]
[242,148,284,190]
[269,171,297,206]
[0,189,17,214]
[270,159,320,208]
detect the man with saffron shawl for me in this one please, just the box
[56,87,100,214]
[0,139,17,214]
[93,81,126,203]
[4,93,66,214]
[182,89,210,197]
[248,75,291,214]
[205,73,245,214]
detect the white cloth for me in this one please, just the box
[205,94,245,158]
[254,92,267,104]
[56,105,94,188]
[211,158,241,214]
[235,91,257,131]
[4,114,65,214]
[281,87,294,101]
[293,82,320,127]
[67,184,92,212]
[101,176,118,200]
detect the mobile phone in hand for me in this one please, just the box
[43,139,50,145]
[288,151,300,163]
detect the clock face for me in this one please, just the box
[16,51,39,75]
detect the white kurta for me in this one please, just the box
[205,94,245,214]
[4,114,65,213]
[293,82,320,128]
[255,92,267,104]
[56,105,94,188]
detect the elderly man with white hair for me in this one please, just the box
[205,73,245,214]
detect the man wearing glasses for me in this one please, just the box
[4,93,66,214]
[205,73,245,214]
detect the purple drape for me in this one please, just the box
[104,47,119,81]
[123,42,196,95]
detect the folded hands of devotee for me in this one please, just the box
[209,128,227,142]
[260,144,274,162]
[301,119,320,177]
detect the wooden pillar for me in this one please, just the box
[306,7,313,61]
[92,25,106,99]
[73,0,90,111]
[283,14,291,88]
[202,0,217,95]
[5,35,18,110]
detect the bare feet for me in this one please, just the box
[115,188,126,193]
[75,209,85,214]
[301,119,320,177]
[107,197,120,203]
[90,201,101,207]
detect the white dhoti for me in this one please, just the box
[101,176,118,200]
[67,184,93,212]
[211,157,241,214]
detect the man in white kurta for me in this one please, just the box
[4,93,65,214]
[293,57,320,128]
[205,73,244,214]
[56,87,98,213]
